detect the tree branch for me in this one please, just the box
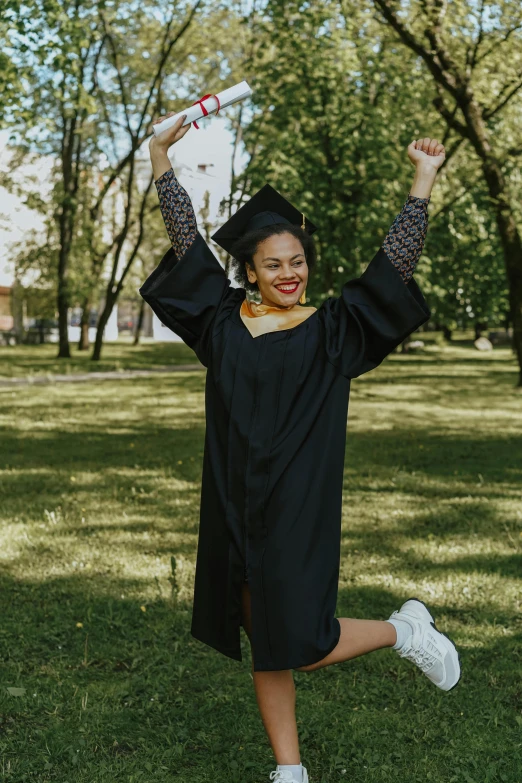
[114,173,155,297]
[137,0,204,137]
[101,17,134,139]
[432,86,469,138]
[467,0,486,72]
[372,0,460,98]
[475,20,522,65]
[430,174,482,221]
[484,70,522,120]
[90,0,202,223]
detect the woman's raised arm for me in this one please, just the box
[149,114,198,259]
[149,112,190,179]
[140,114,233,368]
[382,193,430,283]
[319,137,444,380]
[382,138,444,284]
[155,168,198,260]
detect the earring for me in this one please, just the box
[299,288,307,305]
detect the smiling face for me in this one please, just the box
[246,231,309,309]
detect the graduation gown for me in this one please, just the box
[139,233,430,672]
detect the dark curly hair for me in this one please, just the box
[228,223,317,296]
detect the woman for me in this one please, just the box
[141,113,461,783]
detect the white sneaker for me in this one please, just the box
[269,766,309,783]
[388,597,461,691]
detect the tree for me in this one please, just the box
[372,0,522,383]
[424,181,509,336]
[230,0,460,304]
[89,0,247,359]
[3,0,245,359]
[4,0,106,357]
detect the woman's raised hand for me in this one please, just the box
[408,137,446,171]
[149,112,191,152]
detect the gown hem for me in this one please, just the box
[190,629,243,663]
[252,618,342,672]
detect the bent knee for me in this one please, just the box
[294,663,317,673]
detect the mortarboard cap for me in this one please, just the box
[211,184,317,255]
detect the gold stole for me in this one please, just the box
[240,298,317,339]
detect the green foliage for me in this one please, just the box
[234,0,518,328]
[424,189,510,329]
[2,0,520,336]
[0,0,246,331]
[235,0,439,300]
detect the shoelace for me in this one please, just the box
[399,625,438,672]
[269,771,295,782]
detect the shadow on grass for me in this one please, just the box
[1,346,521,780]
[1,574,520,781]
[2,407,520,576]
[2,392,521,476]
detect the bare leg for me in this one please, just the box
[241,586,398,762]
[241,583,301,766]
[295,618,397,672]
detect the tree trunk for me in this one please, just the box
[506,260,522,385]
[90,169,153,361]
[133,298,145,346]
[91,294,116,361]
[11,281,25,344]
[57,186,72,357]
[56,114,79,359]
[77,297,91,350]
[480,158,522,385]
[78,320,90,351]
[57,255,71,358]
[442,325,452,341]
[474,321,488,341]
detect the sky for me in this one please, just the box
[0,112,246,287]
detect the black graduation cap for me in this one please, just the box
[211,184,318,255]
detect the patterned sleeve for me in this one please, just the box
[155,167,198,258]
[382,193,430,283]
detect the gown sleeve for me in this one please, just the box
[320,194,431,380]
[139,167,232,368]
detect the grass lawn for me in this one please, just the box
[0,342,521,783]
[0,339,198,379]
[0,331,496,379]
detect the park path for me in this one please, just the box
[0,363,204,387]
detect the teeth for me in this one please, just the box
[277,285,298,291]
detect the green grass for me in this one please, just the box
[0,339,198,379]
[0,342,521,783]
[0,330,497,379]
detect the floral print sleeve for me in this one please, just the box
[382,193,430,283]
[155,167,198,258]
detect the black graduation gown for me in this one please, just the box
[139,233,430,672]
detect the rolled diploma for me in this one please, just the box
[152,80,252,137]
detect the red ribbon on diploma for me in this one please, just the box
[191,94,221,129]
